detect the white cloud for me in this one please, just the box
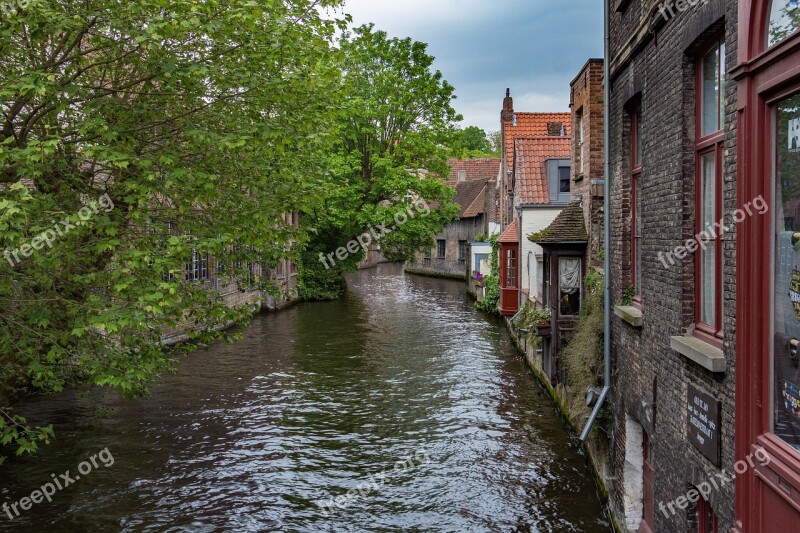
[460,89,571,133]
[341,0,496,33]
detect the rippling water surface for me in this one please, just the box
[1,264,607,532]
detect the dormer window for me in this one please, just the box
[547,159,571,204]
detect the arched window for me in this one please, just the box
[768,0,800,48]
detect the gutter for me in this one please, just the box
[580,0,612,442]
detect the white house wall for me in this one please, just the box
[520,207,563,303]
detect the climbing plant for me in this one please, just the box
[476,234,500,314]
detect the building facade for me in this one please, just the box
[406,159,499,279]
[606,0,739,530]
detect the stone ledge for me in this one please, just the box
[670,335,726,373]
[614,305,643,328]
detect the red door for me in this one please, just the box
[640,432,654,533]
[735,2,800,530]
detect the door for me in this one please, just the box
[735,2,800,529]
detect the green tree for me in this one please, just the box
[454,126,494,154]
[300,24,460,299]
[487,130,502,155]
[0,0,345,461]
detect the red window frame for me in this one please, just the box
[694,37,726,347]
[697,497,718,533]
[506,249,517,288]
[641,431,654,532]
[631,101,643,307]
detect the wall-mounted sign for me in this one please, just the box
[687,383,721,466]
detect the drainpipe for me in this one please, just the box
[579,0,611,442]
[516,205,523,312]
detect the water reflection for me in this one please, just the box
[1,263,607,532]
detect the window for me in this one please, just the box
[458,169,467,182]
[506,249,517,288]
[768,0,800,48]
[559,165,571,194]
[185,249,209,282]
[695,39,725,342]
[543,254,551,307]
[424,246,432,259]
[559,257,581,316]
[547,159,572,203]
[577,109,585,174]
[458,240,468,262]
[437,239,446,259]
[697,497,718,533]
[631,102,643,300]
[773,92,800,451]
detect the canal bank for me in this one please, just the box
[1,264,608,531]
[503,312,618,532]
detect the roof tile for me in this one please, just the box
[529,200,588,244]
[498,219,519,244]
[515,136,572,205]
[503,112,571,174]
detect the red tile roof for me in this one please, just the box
[515,136,572,205]
[498,219,519,244]
[503,112,571,174]
[447,158,500,185]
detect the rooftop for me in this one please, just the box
[453,179,488,219]
[515,136,572,205]
[503,112,571,174]
[447,158,500,185]
[528,200,587,244]
[498,218,519,244]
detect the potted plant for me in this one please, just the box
[532,307,552,336]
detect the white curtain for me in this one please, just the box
[559,258,581,295]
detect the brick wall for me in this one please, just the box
[607,0,737,530]
[570,59,606,266]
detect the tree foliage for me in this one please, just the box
[0,0,345,459]
[451,126,496,157]
[300,24,461,300]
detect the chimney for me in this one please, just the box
[501,88,514,123]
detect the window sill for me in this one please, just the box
[670,335,726,373]
[614,305,643,328]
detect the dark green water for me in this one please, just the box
[1,264,607,532]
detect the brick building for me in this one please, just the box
[606,0,739,530]
[498,92,571,230]
[570,59,606,266]
[406,158,499,279]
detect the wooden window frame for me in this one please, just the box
[506,249,517,288]
[697,497,719,533]
[631,101,643,308]
[436,239,446,259]
[694,37,726,347]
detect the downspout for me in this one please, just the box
[579,0,611,442]
[517,205,523,312]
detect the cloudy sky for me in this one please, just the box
[339,0,604,133]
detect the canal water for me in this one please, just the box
[1,264,607,532]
